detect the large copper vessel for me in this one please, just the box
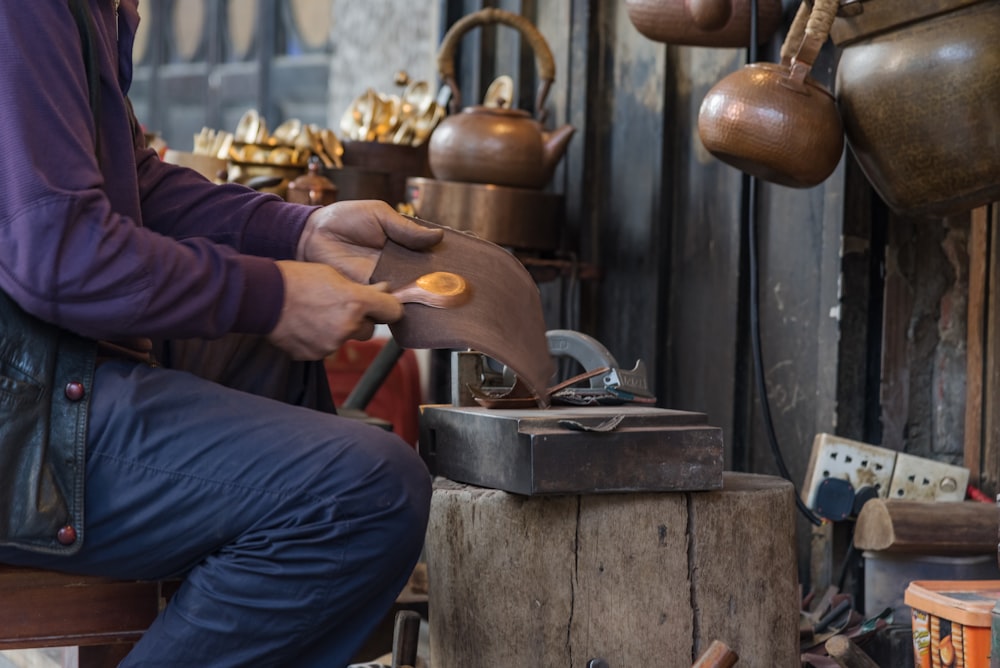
[832,0,1000,218]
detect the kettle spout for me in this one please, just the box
[541,124,576,174]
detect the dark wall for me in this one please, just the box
[522,1,853,493]
[453,0,888,585]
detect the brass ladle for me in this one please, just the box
[391,271,469,309]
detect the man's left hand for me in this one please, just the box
[297,200,443,283]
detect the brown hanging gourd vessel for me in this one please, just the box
[696,0,844,188]
[625,0,784,47]
[832,0,1000,218]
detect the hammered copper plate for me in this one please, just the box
[371,218,554,406]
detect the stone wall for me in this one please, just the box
[327,1,441,130]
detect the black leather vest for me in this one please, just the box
[0,290,97,554]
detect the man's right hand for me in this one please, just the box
[266,260,403,360]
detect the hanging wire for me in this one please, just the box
[745,0,824,526]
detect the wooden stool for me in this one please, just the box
[426,472,800,667]
[0,565,177,667]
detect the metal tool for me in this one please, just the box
[546,329,618,390]
[344,610,422,668]
[450,329,656,406]
[391,610,421,668]
[546,329,655,402]
[427,333,720,495]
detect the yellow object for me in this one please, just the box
[414,272,466,297]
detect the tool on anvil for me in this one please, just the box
[453,329,655,407]
[546,329,654,403]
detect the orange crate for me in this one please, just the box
[904,580,1000,668]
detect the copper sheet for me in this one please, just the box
[371,219,555,406]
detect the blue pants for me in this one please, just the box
[0,338,431,667]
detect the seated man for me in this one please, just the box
[0,1,442,666]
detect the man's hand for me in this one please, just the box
[297,200,443,283]
[267,260,403,360]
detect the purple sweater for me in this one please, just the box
[0,0,315,341]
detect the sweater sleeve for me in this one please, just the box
[0,1,314,340]
[132,144,318,333]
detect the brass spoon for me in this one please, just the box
[392,271,469,309]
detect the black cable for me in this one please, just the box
[745,0,823,526]
[746,171,821,526]
[342,337,405,411]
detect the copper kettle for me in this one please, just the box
[697,0,844,188]
[625,0,784,47]
[427,9,575,190]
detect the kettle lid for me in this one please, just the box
[461,105,532,119]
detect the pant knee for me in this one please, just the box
[373,433,432,550]
[327,425,430,547]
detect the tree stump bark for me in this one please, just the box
[853,499,1000,554]
[425,472,798,667]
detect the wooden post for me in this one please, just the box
[980,204,1000,497]
[965,206,989,488]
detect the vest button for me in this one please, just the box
[57,524,77,545]
[65,382,86,401]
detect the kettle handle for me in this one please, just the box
[437,8,556,121]
[779,0,838,90]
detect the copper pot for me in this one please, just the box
[697,0,844,188]
[832,0,1000,218]
[427,8,575,190]
[625,0,784,48]
[341,140,432,206]
[286,159,338,206]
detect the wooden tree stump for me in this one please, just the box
[425,472,798,668]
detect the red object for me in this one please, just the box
[967,484,993,503]
[324,339,422,447]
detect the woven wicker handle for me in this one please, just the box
[436,8,556,118]
[778,0,838,88]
